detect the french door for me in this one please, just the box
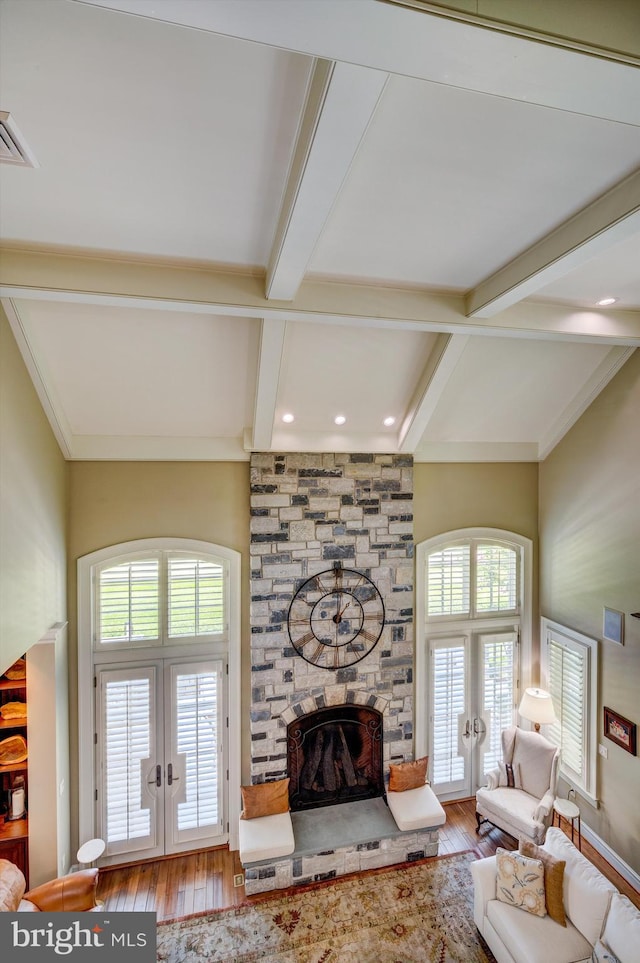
[428,627,518,800]
[96,657,226,863]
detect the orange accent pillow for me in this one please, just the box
[240,778,290,819]
[519,838,567,926]
[388,756,428,792]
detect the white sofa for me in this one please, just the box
[471,827,640,963]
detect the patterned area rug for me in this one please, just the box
[156,852,494,962]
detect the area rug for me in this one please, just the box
[156,851,494,962]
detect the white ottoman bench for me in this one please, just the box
[238,811,295,864]
[387,783,446,832]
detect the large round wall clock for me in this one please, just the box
[287,562,385,669]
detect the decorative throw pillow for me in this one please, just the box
[498,761,522,789]
[592,939,621,963]
[388,756,428,792]
[519,838,566,926]
[496,848,547,917]
[240,778,290,819]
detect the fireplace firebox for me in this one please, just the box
[287,705,383,812]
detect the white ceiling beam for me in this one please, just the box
[266,59,388,301]
[467,168,640,318]
[79,0,640,125]
[398,334,469,452]
[251,318,287,450]
[2,247,640,345]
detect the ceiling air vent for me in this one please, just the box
[0,111,39,168]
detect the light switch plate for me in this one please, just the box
[598,743,608,758]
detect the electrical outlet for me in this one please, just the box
[598,743,608,758]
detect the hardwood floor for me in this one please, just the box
[97,798,639,921]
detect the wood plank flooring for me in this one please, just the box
[97,798,639,921]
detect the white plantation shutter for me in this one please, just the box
[98,558,159,643]
[168,556,225,638]
[171,663,223,839]
[430,637,468,790]
[480,632,516,775]
[476,544,518,614]
[547,635,586,780]
[427,546,470,617]
[99,667,158,855]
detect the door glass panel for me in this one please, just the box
[479,631,516,778]
[167,661,224,850]
[99,666,159,856]
[430,637,468,792]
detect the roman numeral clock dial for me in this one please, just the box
[287,563,385,669]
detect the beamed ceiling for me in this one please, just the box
[1,0,639,462]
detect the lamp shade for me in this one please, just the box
[518,687,556,731]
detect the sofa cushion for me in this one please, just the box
[543,827,617,946]
[238,811,295,864]
[487,899,593,963]
[386,782,445,831]
[512,728,557,799]
[520,838,566,926]
[0,859,26,912]
[241,778,290,819]
[600,893,640,963]
[388,756,428,792]
[496,849,546,917]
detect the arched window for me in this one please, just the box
[416,529,532,801]
[78,538,241,865]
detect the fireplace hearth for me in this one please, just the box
[287,705,383,812]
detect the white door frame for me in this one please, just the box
[78,537,242,857]
[415,528,533,766]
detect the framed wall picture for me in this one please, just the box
[604,707,636,755]
[603,607,624,645]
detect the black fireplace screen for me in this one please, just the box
[287,705,384,811]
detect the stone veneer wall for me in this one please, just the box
[249,452,414,784]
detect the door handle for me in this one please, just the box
[462,719,471,738]
[148,764,161,787]
[167,762,179,786]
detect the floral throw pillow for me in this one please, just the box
[592,939,621,963]
[496,848,546,917]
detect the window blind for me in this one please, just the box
[431,641,466,785]
[98,559,159,643]
[168,557,224,638]
[175,669,220,831]
[547,635,585,779]
[103,675,152,845]
[427,546,470,617]
[481,633,515,774]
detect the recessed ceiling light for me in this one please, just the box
[597,297,618,306]
[334,415,346,426]
[383,416,396,427]
[282,413,294,424]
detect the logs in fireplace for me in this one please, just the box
[287,705,383,811]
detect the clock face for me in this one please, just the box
[287,564,385,669]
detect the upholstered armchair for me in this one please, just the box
[475,725,559,845]
[0,859,100,912]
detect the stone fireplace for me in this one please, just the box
[245,455,443,894]
[250,453,414,789]
[287,703,384,812]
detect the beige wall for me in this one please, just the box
[0,305,67,674]
[67,460,251,848]
[539,349,640,874]
[414,462,538,545]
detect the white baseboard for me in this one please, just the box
[580,821,640,891]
